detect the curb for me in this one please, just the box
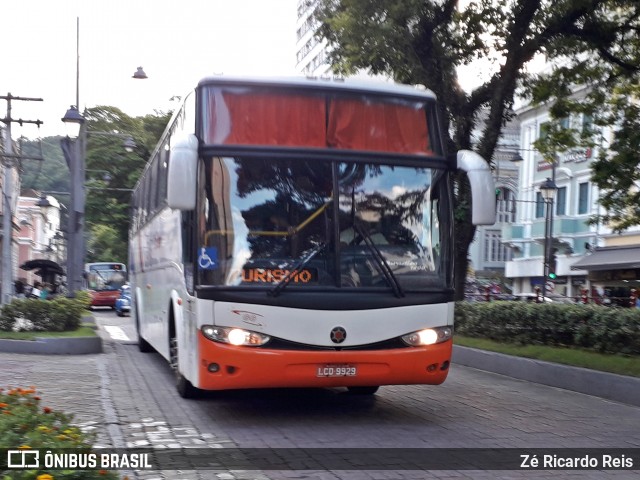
[0,335,103,354]
[0,314,101,355]
[452,345,640,408]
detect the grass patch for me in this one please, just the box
[455,335,640,378]
[0,324,97,341]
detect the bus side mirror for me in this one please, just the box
[167,133,199,210]
[457,150,496,225]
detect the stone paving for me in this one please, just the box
[1,336,639,480]
[0,343,268,480]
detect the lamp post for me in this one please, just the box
[60,105,86,297]
[539,177,557,302]
[60,106,139,296]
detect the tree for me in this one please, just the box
[82,106,171,250]
[523,4,640,232]
[20,136,71,195]
[590,82,640,231]
[315,0,640,298]
[20,106,172,263]
[86,224,126,263]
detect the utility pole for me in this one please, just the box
[0,93,43,304]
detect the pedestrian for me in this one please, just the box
[14,279,25,299]
[30,283,42,299]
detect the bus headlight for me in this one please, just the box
[401,326,452,346]
[201,325,270,347]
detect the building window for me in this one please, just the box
[578,182,589,214]
[535,192,544,218]
[483,229,512,263]
[555,186,566,216]
[582,114,593,135]
[496,187,516,223]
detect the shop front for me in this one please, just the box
[570,245,640,306]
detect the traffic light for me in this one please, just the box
[548,249,558,279]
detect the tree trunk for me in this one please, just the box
[453,173,477,301]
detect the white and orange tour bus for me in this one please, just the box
[129,76,496,398]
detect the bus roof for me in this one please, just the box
[197,75,437,101]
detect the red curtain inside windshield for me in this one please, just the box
[206,91,327,147]
[204,89,431,154]
[327,98,430,154]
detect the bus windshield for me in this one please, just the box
[197,156,452,292]
[86,263,127,292]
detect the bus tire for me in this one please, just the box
[347,386,379,395]
[170,335,199,399]
[138,334,153,353]
[135,307,153,353]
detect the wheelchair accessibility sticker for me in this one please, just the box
[198,247,218,270]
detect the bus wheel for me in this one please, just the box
[135,308,153,353]
[347,386,379,395]
[170,336,199,399]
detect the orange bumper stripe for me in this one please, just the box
[197,332,452,390]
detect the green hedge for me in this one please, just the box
[0,292,91,332]
[455,301,640,356]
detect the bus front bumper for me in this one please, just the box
[196,332,452,390]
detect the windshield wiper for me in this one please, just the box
[353,223,404,298]
[269,241,327,297]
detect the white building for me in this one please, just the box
[296,0,331,76]
[503,91,633,301]
[468,117,521,281]
[15,191,64,288]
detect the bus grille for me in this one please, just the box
[260,337,408,351]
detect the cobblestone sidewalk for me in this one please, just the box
[0,343,270,480]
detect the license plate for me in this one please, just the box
[316,364,357,377]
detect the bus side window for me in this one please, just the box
[182,209,196,294]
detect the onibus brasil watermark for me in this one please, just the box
[3,448,638,471]
[6,449,151,470]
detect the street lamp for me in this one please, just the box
[61,109,138,296]
[86,169,112,183]
[132,67,148,79]
[539,177,557,302]
[60,107,86,297]
[61,106,84,139]
[123,136,136,152]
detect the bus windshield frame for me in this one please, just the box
[190,83,455,306]
[195,155,454,301]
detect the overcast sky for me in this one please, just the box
[3,0,298,138]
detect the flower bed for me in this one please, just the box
[0,293,91,333]
[0,387,120,479]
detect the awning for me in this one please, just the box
[19,259,65,276]
[570,246,640,271]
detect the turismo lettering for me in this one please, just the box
[242,268,313,283]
